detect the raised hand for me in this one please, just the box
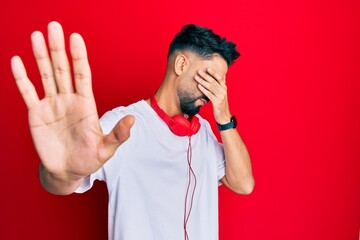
[11,22,134,195]
[195,68,232,124]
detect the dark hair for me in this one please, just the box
[168,24,240,66]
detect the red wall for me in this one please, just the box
[0,0,359,239]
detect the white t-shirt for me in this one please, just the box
[75,100,226,240]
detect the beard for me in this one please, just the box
[178,90,210,116]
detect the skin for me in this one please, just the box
[11,21,254,195]
[155,50,254,194]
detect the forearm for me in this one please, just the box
[39,164,84,195]
[194,67,254,194]
[220,128,254,195]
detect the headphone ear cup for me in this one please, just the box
[150,95,201,137]
[170,115,192,137]
[170,115,200,137]
[189,116,200,136]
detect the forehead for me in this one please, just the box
[191,53,228,76]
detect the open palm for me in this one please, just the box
[11,22,134,194]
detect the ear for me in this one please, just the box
[174,54,187,76]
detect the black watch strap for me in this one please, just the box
[217,116,237,131]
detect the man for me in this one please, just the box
[11,21,254,240]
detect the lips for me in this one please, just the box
[200,98,208,106]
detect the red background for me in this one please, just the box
[0,0,359,239]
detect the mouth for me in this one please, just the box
[199,98,208,106]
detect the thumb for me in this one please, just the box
[100,115,135,161]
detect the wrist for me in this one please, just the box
[39,164,84,195]
[217,115,237,131]
[215,113,232,125]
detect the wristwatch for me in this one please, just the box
[217,116,237,131]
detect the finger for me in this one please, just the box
[195,74,222,96]
[70,33,93,98]
[198,69,217,84]
[207,68,226,85]
[11,56,40,109]
[48,21,74,93]
[100,115,135,162]
[198,84,216,102]
[31,31,57,96]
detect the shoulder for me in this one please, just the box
[101,100,148,119]
[100,100,151,134]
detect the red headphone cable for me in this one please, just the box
[184,136,197,240]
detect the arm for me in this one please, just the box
[195,68,255,195]
[219,125,254,195]
[11,22,134,195]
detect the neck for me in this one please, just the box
[147,73,182,117]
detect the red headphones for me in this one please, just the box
[150,96,201,137]
[150,95,199,239]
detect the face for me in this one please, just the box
[178,88,206,115]
[177,53,228,115]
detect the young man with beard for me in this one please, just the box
[11,21,254,240]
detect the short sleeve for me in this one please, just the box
[201,119,226,185]
[214,141,226,183]
[74,169,105,193]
